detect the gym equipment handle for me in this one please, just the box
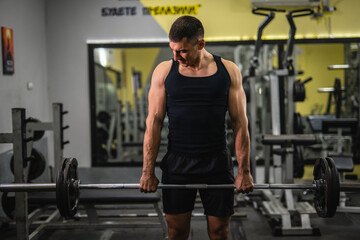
[252,8,285,16]
[288,8,314,18]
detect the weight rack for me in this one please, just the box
[0,103,68,240]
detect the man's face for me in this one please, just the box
[169,37,200,67]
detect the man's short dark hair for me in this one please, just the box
[169,16,204,44]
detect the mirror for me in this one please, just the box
[89,41,358,166]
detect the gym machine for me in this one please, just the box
[0,103,68,240]
[256,8,320,235]
[115,100,167,162]
[245,7,285,183]
[315,59,360,214]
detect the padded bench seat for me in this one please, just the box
[307,115,335,132]
[322,118,358,134]
[330,155,354,173]
[262,134,317,146]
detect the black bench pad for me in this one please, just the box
[322,118,358,134]
[331,155,354,172]
[307,115,335,132]
[262,134,317,146]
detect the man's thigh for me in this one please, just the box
[162,172,198,214]
[200,188,234,217]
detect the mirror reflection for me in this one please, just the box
[91,42,358,166]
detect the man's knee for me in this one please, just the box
[168,226,190,240]
[207,216,230,240]
[166,213,192,240]
[208,226,229,240]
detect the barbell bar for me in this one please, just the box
[1,157,359,219]
[1,182,359,192]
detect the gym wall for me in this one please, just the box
[120,48,161,107]
[296,44,345,115]
[0,0,52,164]
[45,0,167,167]
[146,0,360,40]
[1,0,359,167]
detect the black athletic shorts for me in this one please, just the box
[161,150,235,217]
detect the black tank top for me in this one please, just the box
[164,54,231,156]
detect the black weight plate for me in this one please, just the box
[97,111,111,126]
[293,81,305,102]
[325,157,340,217]
[1,191,36,219]
[1,192,15,219]
[96,127,109,145]
[56,158,79,218]
[27,149,46,180]
[65,158,79,218]
[293,145,304,178]
[333,78,342,118]
[56,158,67,218]
[293,112,304,134]
[26,118,45,141]
[10,148,47,181]
[313,157,332,218]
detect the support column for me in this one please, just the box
[12,108,29,240]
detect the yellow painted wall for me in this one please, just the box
[141,0,360,40]
[296,44,345,115]
[109,48,160,108]
[303,164,360,180]
[112,49,123,73]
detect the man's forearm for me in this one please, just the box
[142,121,162,175]
[233,124,251,174]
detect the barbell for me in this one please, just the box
[0,157,359,219]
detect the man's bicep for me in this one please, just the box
[148,86,166,121]
[228,86,246,125]
[228,66,247,124]
[147,67,167,123]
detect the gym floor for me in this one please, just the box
[1,166,360,240]
[1,199,360,240]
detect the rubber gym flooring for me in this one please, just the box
[1,198,360,240]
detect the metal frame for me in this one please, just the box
[0,104,67,240]
[6,205,169,240]
[260,9,322,236]
[26,103,68,176]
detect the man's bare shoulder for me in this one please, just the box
[153,60,173,76]
[221,58,239,72]
[152,60,173,85]
[220,58,241,81]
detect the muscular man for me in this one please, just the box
[140,16,254,240]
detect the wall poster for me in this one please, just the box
[1,26,14,75]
